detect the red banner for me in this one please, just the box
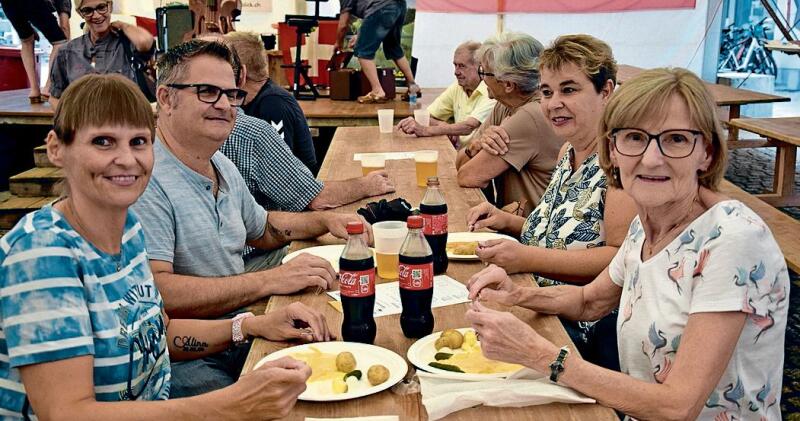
[416,0,696,13]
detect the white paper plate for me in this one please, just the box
[446,232,517,260]
[254,341,408,402]
[406,328,523,381]
[281,245,375,272]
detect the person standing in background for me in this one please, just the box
[0,0,67,102]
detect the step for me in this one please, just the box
[33,145,54,167]
[0,195,57,230]
[9,167,64,197]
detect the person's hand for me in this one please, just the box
[243,302,334,342]
[361,170,395,197]
[478,126,511,156]
[348,35,358,49]
[397,116,417,134]
[230,356,310,419]
[465,301,554,368]
[110,21,127,31]
[466,202,508,232]
[475,239,528,274]
[324,213,373,244]
[396,117,429,137]
[267,253,336,294]
[466,264,521,306]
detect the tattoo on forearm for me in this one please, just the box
[173,336,209,352]
[267,221,292,242]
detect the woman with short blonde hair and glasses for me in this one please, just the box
[466,67,788,420]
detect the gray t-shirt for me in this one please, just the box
[340,0,398,18]
[132,139,267,278]
[49,30,154,99]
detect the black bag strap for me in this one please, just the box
[119,33,156,101]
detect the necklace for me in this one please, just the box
[643,195,700,258]
[63,198,124,270]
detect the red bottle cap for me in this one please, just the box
[346,221,364,234]
[407,215,423,229]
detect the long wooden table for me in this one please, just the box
[617,64,790,142]
[240,126,617,420]
[727,117,800,207]
[0,87,444,127]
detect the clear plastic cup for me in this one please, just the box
[361,154,386,176]
[414,109,430,127]
[378,109,394,133]
[372,221,408,280]
[414,150,438,187]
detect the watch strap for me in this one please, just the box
[232,312,255,345]
[549,346,569,383]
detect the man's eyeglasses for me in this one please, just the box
[78,2,110,17]
[611,128,702,159]
[167,83,247,107]
[477,65,495,81]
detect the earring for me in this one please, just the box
[612,167,621,185]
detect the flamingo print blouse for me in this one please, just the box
[608,200,788,421]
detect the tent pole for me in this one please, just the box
[497,13,505,33]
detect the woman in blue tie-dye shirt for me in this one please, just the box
[0,74,333,419]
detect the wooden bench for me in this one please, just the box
[720,179,800,273]
[727,117,800,208]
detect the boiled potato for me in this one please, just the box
[332,377,348,394]
[367,364,390,386]
[441,329,464,349]
[335,352,357,373]
[434,337,449,351]
[463,330,478,350]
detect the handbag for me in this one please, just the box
[119,33,157,102]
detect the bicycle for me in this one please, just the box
[718,17,778,76]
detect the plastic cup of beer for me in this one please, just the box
[377,109,394,133]
[372,221,408,280]
[414,150,438,187]
[361,154,385,176]
[414,109,430,126]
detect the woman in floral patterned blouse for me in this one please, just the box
[466,68,788,421]
[466,34,637,366]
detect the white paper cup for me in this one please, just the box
[378,109,394,133]
[414,109,431,127]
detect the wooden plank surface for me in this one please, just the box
[728,117,800,147]
[0,88,445,127]
[617,64,790,106]
[241,126,617,421]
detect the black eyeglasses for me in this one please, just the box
[167,83,247,107]
[477,65,495,81]
[78,2,110,17]
[611,128,703,159]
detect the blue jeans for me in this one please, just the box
[168,344,251,398]
[354,1,406,60]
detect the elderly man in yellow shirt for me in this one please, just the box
[397,41,496,146]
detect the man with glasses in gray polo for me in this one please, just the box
[132,40,366,398]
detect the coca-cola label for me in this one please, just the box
[339,268,375,298]
[399,263,433,290]
[421,213,448,235]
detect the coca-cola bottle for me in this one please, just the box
[420,176,448,275]
[339,221,377,344]
[398,215,434,338]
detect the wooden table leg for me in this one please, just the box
[757,140,800,207]
[727,105,740,143]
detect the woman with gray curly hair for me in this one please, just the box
[456,32,564,217]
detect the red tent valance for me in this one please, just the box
[416,0,696,14]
